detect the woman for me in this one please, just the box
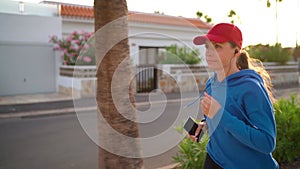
[190,23,279,169]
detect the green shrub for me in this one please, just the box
[173,95,300,167]
[173,134,209,169]
[292,46,300,61]
[160,44,201,65]
[273,94,300,163]
[173,120,209,169]
[246,43,292,65]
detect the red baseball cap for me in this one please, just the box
[193,23,243,48]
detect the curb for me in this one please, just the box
[0,97,197,119]
[1,86,300,119]
[0,106,96,119]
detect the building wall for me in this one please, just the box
[0,13,62,96]
[0,13,61,42]
[129,22,207,65]
[0,10,208,96]
[61,18,94,36]
[61,18,208,66]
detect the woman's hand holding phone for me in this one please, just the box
[186,120,206,142]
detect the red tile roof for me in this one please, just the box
[61,4,94,18]
[60,4,211,29]
[128,12,211,29]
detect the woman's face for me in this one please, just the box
[205,41,235,71]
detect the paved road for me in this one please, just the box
[0,86,299,169]
[0,100,199,169]
[0,114,98,169]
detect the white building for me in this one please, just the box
[58,3,211,65]
[0,1,210,96]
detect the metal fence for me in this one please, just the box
[136,65,157,93]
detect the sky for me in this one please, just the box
[20,0,300,48]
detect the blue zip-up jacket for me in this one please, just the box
[205,69,278,169]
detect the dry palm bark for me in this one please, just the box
[94,0,144,168]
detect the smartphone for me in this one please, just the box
[183,117,203,142]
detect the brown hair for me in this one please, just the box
[230,42,276,103]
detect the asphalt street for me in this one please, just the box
[0,100,200,169]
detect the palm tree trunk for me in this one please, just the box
[94,0,144,168]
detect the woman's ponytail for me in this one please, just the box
[236,50,276,103]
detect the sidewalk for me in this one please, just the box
[0,86,299,119]
[273,86,300,99]
[0,91,199,119]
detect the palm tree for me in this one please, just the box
[196,11,213,24]
[227,10,241,24]
[94,0,144,168]
[266,0,283,44]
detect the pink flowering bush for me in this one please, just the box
[49,31,95,65]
